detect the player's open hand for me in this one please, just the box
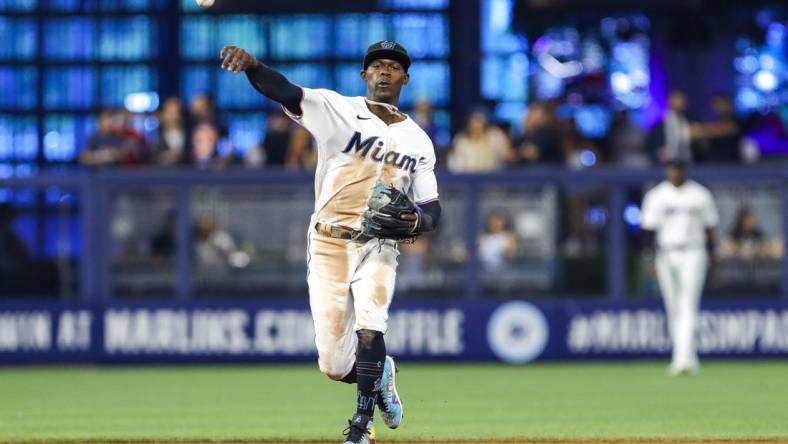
[220,45,258,73]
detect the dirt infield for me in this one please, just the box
[7,440,788,444]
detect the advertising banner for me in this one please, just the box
[1,299,787,364]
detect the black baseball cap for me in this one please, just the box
[363,40,411,72]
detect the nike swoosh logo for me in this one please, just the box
[357,115,371,120]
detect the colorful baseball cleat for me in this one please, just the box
[377,355,404,429]
[343,413,375,444]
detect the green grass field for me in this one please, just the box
[1,362,787,443]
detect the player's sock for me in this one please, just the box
[340,363,357,384]
[355,329,385,418]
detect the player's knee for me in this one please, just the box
[318,358,350,381]
[323,369,346,381]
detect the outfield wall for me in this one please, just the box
[2,299,787,364]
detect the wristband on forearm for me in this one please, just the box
[415,201,441,234]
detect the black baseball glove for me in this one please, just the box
[361,181,423,241]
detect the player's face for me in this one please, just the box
[666,165,687,186]
[361,59,409,104]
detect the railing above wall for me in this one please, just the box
[2,165,788,301]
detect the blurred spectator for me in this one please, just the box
[155,97,187,166]
[188,94,230,167]
[513,102,563,165]
[192,122,220,168]
[448,108,513,172]
[561,117,600,169]
[498,121,515,147]
[608,109,649,168]
[79,109,125,166]
[647,90,699,164]
[286,126,318,170]
[194,213,249,270]
[188,94,219,127]
[150,211,176,258]
[478,212,517,272]
[113,109,149,164]
[721,207,782,259]
[261,112,292,167]
[412,99,440,147]
[695,95,742,163]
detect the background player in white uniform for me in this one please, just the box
[220,41,441,444]
[641,160,718,376]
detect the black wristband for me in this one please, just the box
[416,201,441,234]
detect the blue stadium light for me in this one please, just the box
[611,71,632,93]
[630,68,648,85]
[489,0,511,30]
[624,203,641,226]
[587,206,607,227]
[0,164,12,179]
[144,117,159,132]
[0,139,10,161]
[46,187,61,204]
[736,87,762,110]
[753,70,779,92]
[124,92,160,113]
[579,149,597,167]
[43,131,59,150]
[735,54,759,74]
[14,164,34,177]
[767,22,786,46]
[573,105,612,138]
[44,130,76,162]
[217,139,233,157]
[582,39,606,72]
[537,53,583,79]
[734,14,786,115]
[231,129,258,155]
[759,54,777,71]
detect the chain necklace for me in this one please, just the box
[364,98,400,115]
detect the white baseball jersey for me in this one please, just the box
[284,87,439,381]
[642,179,718,373]
[283,87,439,229]
[641,180,719,249]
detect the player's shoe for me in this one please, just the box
[343,413,375,444]
[668,363,700,377]
[377,355,404,429]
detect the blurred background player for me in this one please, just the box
[219,40,441,444]
[640,160,719,376]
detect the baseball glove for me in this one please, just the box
[361,181,421,241]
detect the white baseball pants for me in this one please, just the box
[655,247,708,371]
[306,228,399,380]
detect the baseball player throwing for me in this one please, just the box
[220,41,441,443]
[641,160,718,376]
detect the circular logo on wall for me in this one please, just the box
[486,301,549,364]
